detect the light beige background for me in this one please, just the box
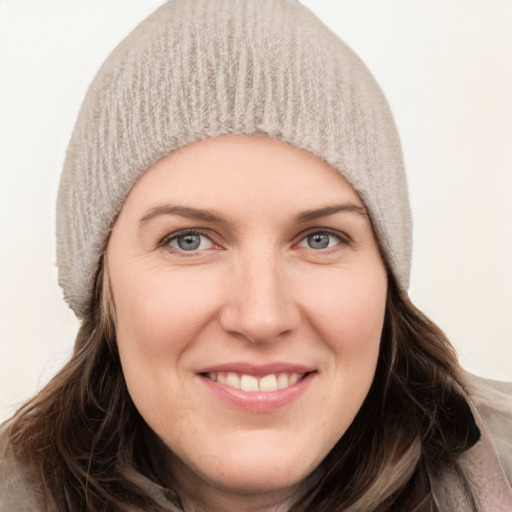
[1,0,511,422]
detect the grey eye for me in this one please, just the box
[168,232,214,251]
[307,233,331,249]
[177,234,202,250]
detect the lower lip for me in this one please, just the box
[199,373,315,413]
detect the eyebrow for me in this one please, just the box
[139,205,230,224]
[139,203,367,225]
[294,204,368,222]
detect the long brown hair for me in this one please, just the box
[5,266,479,511]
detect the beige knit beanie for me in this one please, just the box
[57,0,412,318]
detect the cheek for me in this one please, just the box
[113,268,221,355]
[111,269,223,418]
[306,264,387,354]
[304,265,387,426]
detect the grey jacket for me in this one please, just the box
[1,373,511,511]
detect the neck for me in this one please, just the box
[178,491,295,512]
[170,456,299,512]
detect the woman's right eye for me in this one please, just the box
[164,231,215,252]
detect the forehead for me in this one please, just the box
[123,135,364,216]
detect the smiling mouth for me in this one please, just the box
[204,372,307,392]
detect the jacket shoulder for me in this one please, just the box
[465,372,512,484]
[0,420,55,512]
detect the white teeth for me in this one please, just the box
[225,372,241,389]
[259,374,278,392]
[240,374,259,392]
[207,372,304,392]
[277,373,289,390]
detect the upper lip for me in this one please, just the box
[197,362,316,377]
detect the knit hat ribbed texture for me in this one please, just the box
[57,0,412,317]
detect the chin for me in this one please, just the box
[195,461,316,502]
[168,432,329,499]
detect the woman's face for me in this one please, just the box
[107,135,388,509]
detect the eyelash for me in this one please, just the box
[160,229,219,254]
[159,228,351,255]
[296,229,351,252]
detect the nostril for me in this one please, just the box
[219,301,301,344]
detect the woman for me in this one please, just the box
[1,1,511,510]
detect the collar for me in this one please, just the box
[430,379,512,511]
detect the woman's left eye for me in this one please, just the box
[297,231,344,250]
[165,231,215,252]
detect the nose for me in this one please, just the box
[219,251,301,344]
